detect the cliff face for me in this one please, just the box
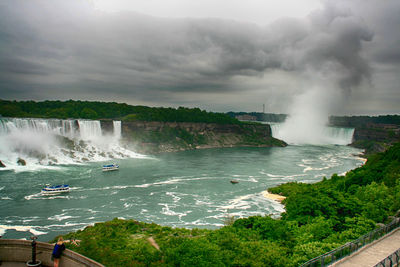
[121,121,286,153]
[351,123,400,155]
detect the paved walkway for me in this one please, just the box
[333,228,400,267]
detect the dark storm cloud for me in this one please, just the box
[355,0,400,65]
[303,4,373,90]
[0,0,397,112]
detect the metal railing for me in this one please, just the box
[374,248,400,267]
[300,217,400,267]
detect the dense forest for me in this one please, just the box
[57,142,400,266]
[0,99,239,124]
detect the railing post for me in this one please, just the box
[26,236,41,267]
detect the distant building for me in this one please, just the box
[235,115,257,121]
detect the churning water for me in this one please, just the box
[0,118,365,241]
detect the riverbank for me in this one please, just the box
[262,190,287,203]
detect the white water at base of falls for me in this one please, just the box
[0,118,146,171]
[268,122,354,145]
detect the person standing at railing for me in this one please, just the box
[51,237,65,267]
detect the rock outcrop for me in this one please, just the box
[351,123,400,155]
[17,158,26,166]
[100,120,114,135]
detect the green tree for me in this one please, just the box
[80,107,98,119]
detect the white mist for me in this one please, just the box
[272,87,351,145]
[0,118,146,170]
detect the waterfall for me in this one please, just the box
[269,123,354,145]
[321,127,355,145]
[77,120,102,140]
[0,118,143,170]
[113,121,122,139]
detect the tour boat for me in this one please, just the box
[41,184,70,195]
[102,164,119,172]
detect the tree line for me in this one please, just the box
[329,115,400,127]
[0,99,240,124]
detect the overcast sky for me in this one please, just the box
[0,0,399,115]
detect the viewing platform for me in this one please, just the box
[0,239,104,267]
[333,228,400,267]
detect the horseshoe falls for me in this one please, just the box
[269,123,355,145]
[0,118,144,171]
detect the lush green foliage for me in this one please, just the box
[0,99,239,124]
[58,143,400,266]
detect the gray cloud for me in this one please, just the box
[0,0,398,114]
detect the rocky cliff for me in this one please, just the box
[120,121,286,153]
[351,123,400,155]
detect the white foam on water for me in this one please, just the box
[217,193,261,211]
[123,203,133,208]
[48,214,80,222]
[158,203,192,220]
[0,225,47,236]
[195,199,212,206]
[298,164,331,173]
[265,172,305,179]
[134,176,211,188]
[25,192,71,200]
[166,191,183,203]
[0,118,148,171]
[61,208,100,214]
[40,222,90,230]
[182,219,223,228]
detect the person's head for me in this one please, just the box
[57,237,64,244]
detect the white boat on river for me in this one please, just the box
[41,184,70,195]
[102,164,119,172]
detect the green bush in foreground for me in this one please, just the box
[58,143,400,266]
